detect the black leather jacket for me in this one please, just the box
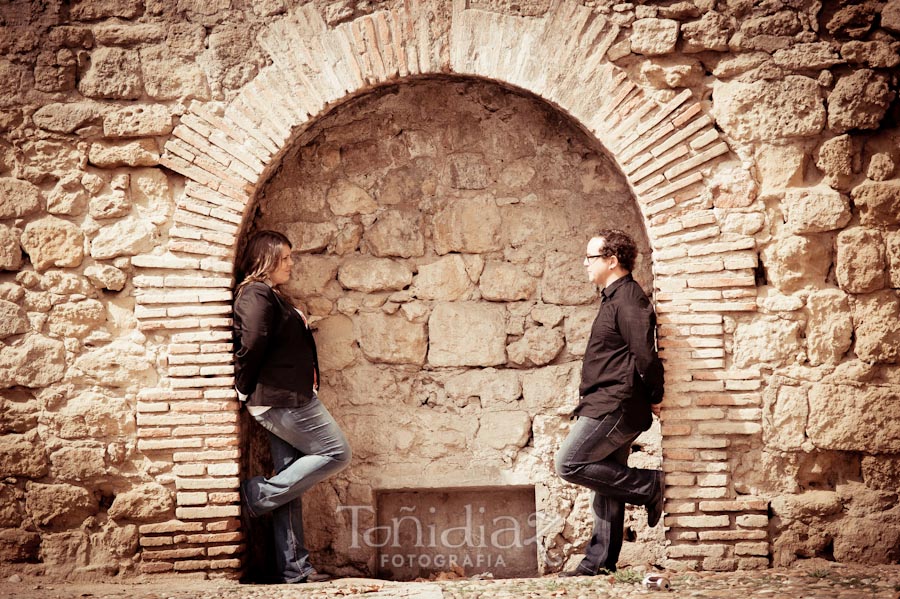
[233,281,319,407]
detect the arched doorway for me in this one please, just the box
[240,77,660,578]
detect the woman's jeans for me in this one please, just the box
[555,409,658,574]
[242,396,351,582]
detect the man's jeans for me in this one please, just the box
[555,408,658,574]
[243,396,351,582]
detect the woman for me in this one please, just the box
[233,230,351,584]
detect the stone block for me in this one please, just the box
[283,255,339,298]
[816,134,858,190]
[90,216,156,260]
[47,173,89,216]
[70,0,143,19]
[883,0,900,32]
[428,302,506,367]
[0,225,22,271]
[0,528,40,563]
[631,18,679,55]
[827,70,895,133]
[640,56,705,89]
[507,326,565,367]
[0,334,66,388]
[782,187,851,234]
[541,251,598,305]
[753,144,807,191]
[808,384,900,451]
[733,318,803,368]
[805,289,852,366]
[0,432,48,479]
[338,257,412,293]
[763,384,808,451]
[0,178,42,219]
[0,299,28,339]
[867,153,895,181]
[476,410,532,449]
[712,77,825,141]
[851,180,900,227]
[47,299,105,339]
[480,261,537,301]
[833,516,900,563]
[78,47,143,100]
[500,204,569,248]
[73,341,155,388]
[108,483,174,522]
[327,180,376,216]
[761,234,831,293]
[861,455,900,491]
[314,314,356,372]
[104,104,174,137]
[84,264,127,292]
[276,221,336,253]
[46,390,133,439]
[25,482,98,528]
[139,45,210,101]
[35,49,77,92]
[21,216,85,271]
[681,11,731,52]
[444,152,490,189]
[521,362,580,411]
[444,368,521,407]
[356,312,427,365]
[32,103,97,133]
[412,255,471,301]
[772,42,843,70]
[850,290,900,363]
[364,209,425,258]
[835,227,885,294]
[89,139,159,168]
[50,446,107,481]
[841,40,900,68]
[433,197,502,255]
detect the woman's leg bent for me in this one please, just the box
[244,397,351,517]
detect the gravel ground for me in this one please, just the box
[2,561,899,599]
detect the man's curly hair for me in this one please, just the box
[595,229,638,272]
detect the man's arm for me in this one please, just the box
[617,295,665,404]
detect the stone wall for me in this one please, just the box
[0,0,898,580]
[252,78,657,575]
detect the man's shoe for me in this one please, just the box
[647,470,665,527]
[303,572,331,583]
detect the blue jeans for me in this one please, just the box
[555,409,658,574]
[243,397,351,582]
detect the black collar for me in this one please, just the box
[600,273,634,302]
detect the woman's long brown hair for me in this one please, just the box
[234,230,293,302]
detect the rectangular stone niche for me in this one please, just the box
[375,487,538,581]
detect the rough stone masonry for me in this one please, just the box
[0,0,898,581]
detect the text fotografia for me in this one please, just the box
[337,504,559,572]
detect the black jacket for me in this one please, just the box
[576,274,664,431]
[233,281,319,407]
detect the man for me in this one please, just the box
[555,228,665,576]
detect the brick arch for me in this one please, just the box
[134,0,768,575]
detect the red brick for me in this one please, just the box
[206,518,241,532]
[142,547,206,560]
[140,562,174,574]
[139,520,205,534]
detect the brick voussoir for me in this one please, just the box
[173,124,234,169]
[225,98,282,155]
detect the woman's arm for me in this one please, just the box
[233,283,277,396]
